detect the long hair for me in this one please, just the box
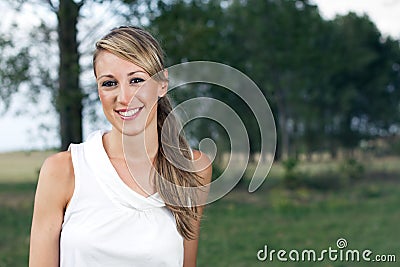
[93,26,203,239]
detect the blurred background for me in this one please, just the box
[0,0,399,266]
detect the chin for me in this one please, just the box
[121,128,145,137]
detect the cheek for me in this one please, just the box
[98,89,104,102]
[98,89,115,104]
[136,84,160,105]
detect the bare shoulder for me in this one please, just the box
[36,151,74,208]
[40,151,74,182]
[30,151,74,266]
[191,149,212,185]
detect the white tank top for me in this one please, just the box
[60,130,184,267]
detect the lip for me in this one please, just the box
[114,106,144,121]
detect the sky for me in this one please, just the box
[312,0,400,38]
[1,0,400,152]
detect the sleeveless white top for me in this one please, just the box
[60,130,184,267]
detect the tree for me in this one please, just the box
[53,0,140,150]
[3,0,399,156]
[0,31,30,114]
[225,0,325,160]
[55,0,83,150]
[2,0,139,150]
[323,13,400,154]
[147,0,400,161]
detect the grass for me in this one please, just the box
[0,151,54,182]
[198,179,400,266]
[0,151,399,266]
[0,182,36,267]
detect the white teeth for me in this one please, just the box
[118,107,141,117]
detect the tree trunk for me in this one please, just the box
[276,89,289,161]
[57,0,83,150]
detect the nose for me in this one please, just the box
[117,83,138,105]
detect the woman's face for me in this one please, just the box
[95,51,167,136]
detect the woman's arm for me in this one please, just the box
[183,150,212,267]
[29,152,74,267]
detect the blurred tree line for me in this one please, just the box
[1,0,399,161]
[148,0,400,160]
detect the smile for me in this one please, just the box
[115,107,143,120]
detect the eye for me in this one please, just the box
[130,78,145,84]
[101,80,117,87]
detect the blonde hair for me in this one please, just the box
[93,26,203,240]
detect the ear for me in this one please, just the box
[158,69,168,98]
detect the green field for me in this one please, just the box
[0,152,399,266]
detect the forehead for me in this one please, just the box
[95,50,147,76]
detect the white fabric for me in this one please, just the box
[60,130,184,267]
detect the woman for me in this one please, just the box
[29,26,212,267]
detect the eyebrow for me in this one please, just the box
[97,71,147,81]
[97,74,114,81]
[128,71,146,76]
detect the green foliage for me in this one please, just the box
[360,184,382,198]
[389,138,400,155]
[282,157,301,189]
[147,0,400,160]
[282,157,298,173]
[278,156,366,192]
[280,157,366,191]
[339,157,365,182]
[211,162,223,181]
[2,0,400,157]
[0,32,31,113]
[301,170,347,191]
[281,163,346,192]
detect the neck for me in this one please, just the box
[104,124,159,164]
